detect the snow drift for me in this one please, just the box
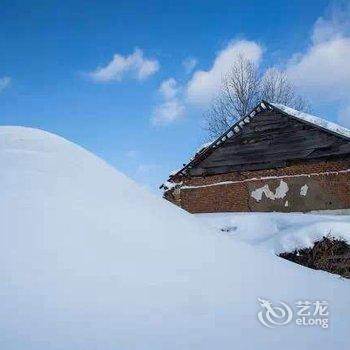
[197,212,350,253]
[0,126,349,350]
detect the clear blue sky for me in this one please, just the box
[1,0,349,192]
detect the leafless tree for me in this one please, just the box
[260,68,308,111]
[204,56,309,139]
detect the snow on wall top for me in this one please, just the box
[271,103,350,140]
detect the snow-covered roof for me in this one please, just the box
[165,101,350,182]
[196,141,213,154]
[271,103,350,140]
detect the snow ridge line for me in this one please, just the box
[179,168,350,190]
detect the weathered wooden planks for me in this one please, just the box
[189,110,350,176]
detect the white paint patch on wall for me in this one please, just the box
[300,184,309,196]
[251,180,289,202]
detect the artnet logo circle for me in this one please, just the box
[257,298,293,328]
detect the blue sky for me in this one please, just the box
[0,0,349,192]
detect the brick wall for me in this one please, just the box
[164,158,350,213]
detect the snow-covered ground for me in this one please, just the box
[196,212,350,254]
[0,126,349,350]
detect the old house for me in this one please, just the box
[162,101,350,213]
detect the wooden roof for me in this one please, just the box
[166,100,350,181]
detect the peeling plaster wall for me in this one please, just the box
[250,180,289,202]
[164,159,350,213]
[246,177,334,213]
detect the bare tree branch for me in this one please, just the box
[260,68,309,111]
[204,58,309,139]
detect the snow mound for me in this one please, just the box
[1,126,350,349]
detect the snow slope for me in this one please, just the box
[0,126,349,350]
